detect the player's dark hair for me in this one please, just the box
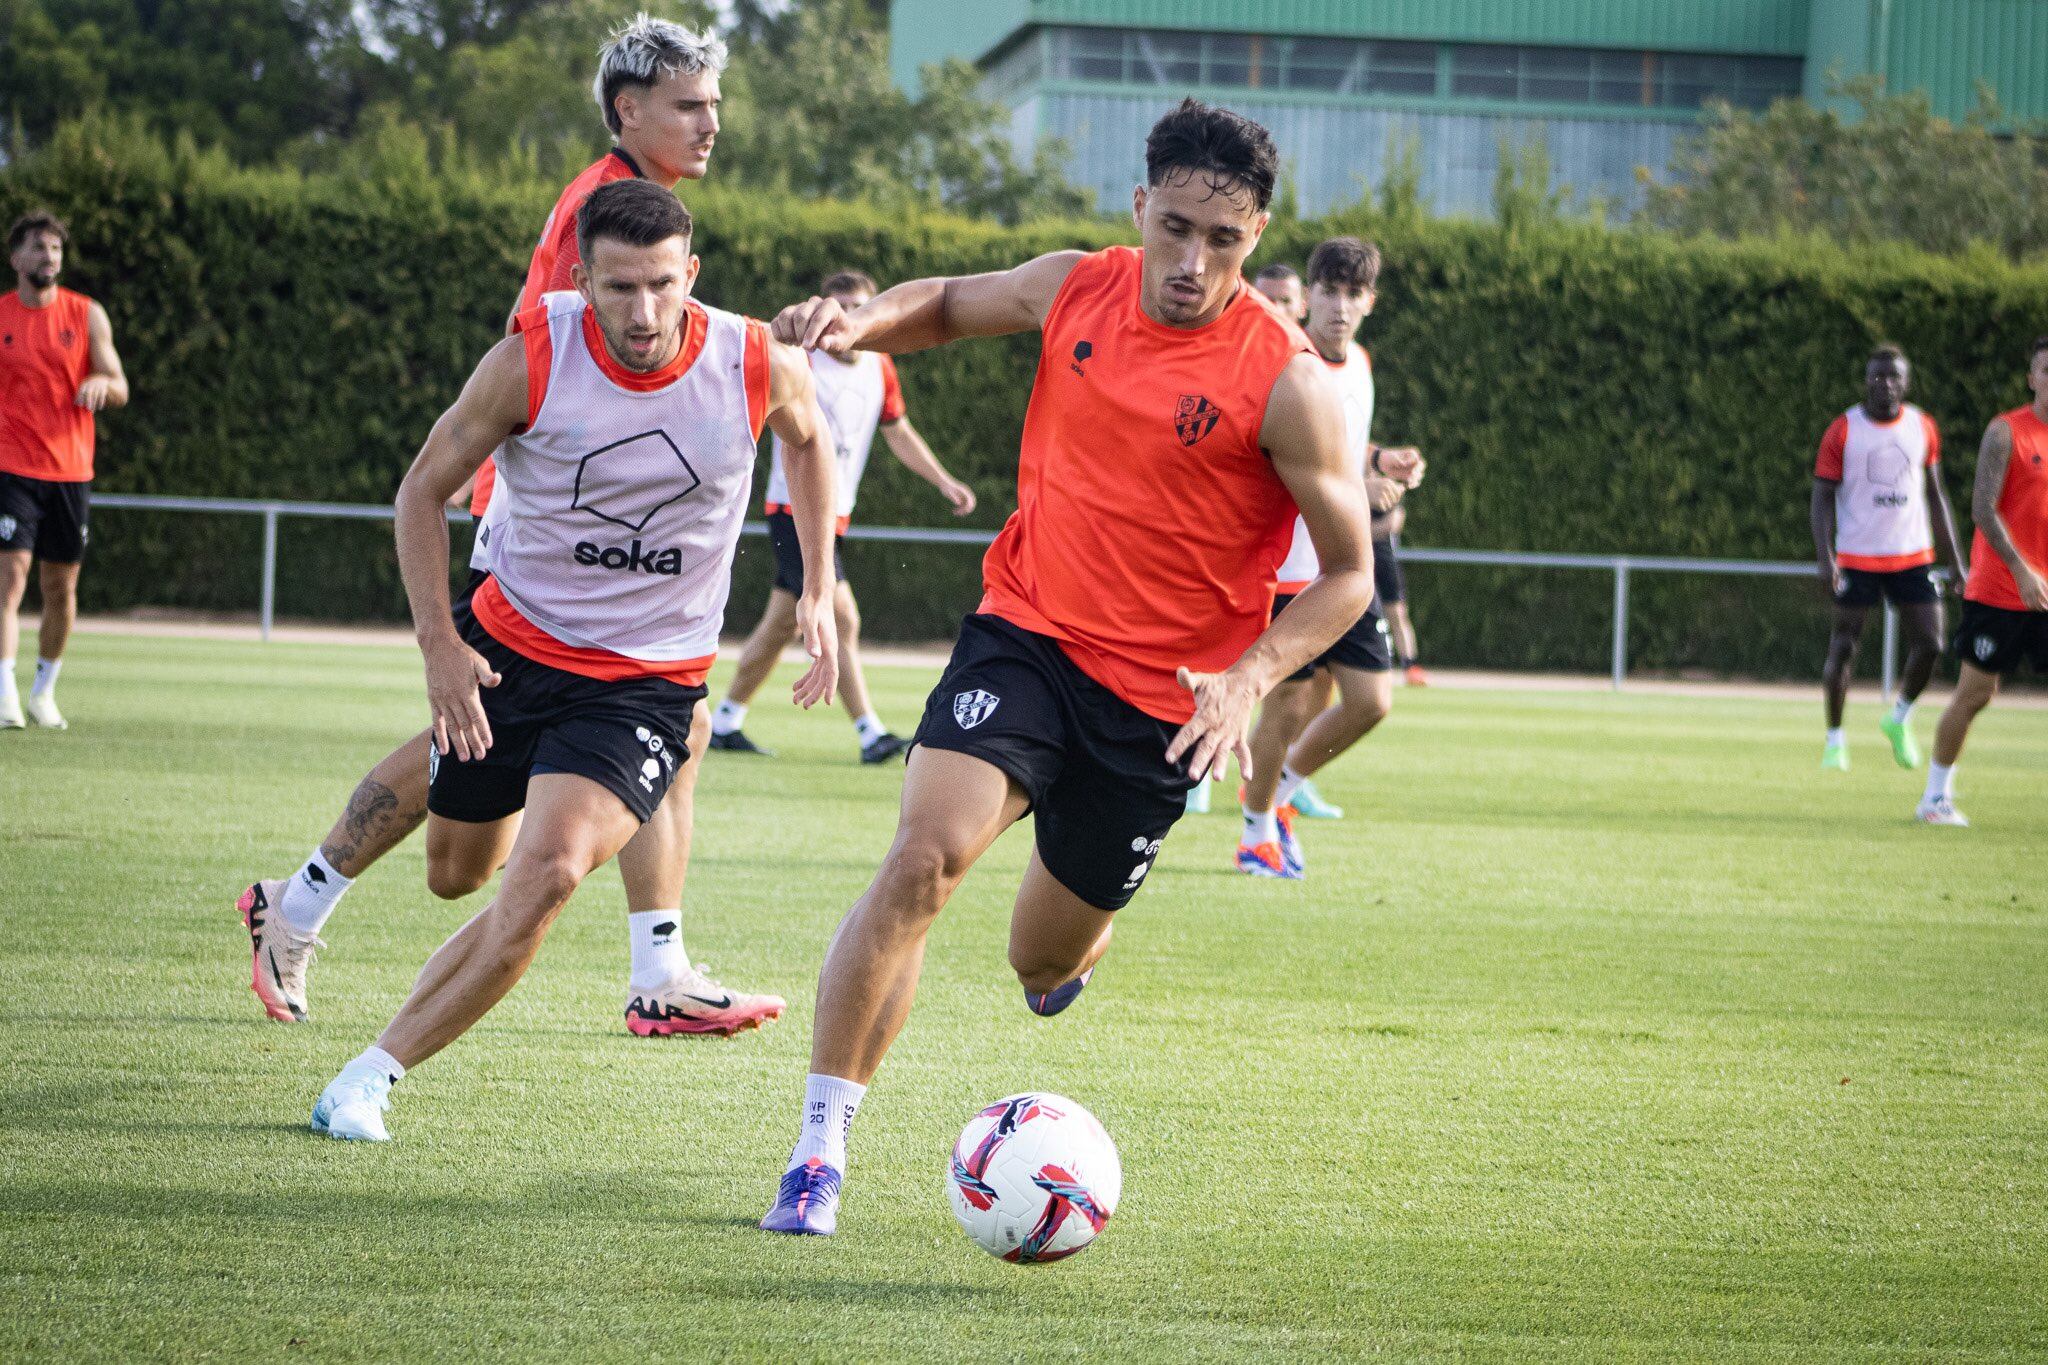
[821,269,878,298]
[1144,98,1279,213]
[2030,335,2048,365]
[1307,236,1381,292]
[576,179,693,265]
[1868,342,1907,368]
[1254,263,1299,285]
[7,209,67,253]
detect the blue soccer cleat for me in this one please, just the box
[1234,840,1301,880]
[760,1157,842,1236]
[1025,967,1094,1018]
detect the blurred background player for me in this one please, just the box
[236,17,784,1039]
[1376,488,1429,688]
[1,209,129,732]
[1252,261,1304,321]
[1919,336,2048,826]
[708,267,977,763]
[1236,236,1422,879]
[1810,344,1962,772]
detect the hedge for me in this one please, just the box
[6,127,2047,679]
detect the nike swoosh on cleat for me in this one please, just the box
[677,991,733,1010]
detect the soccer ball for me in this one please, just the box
[947,1093,1121,1263]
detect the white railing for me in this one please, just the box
[90,492,1915,694]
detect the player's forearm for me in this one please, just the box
[845,279,954,354]
[1810,486,1838,572]
[782,437,840,602]
[1929,479,1965,574]
[1974,507,2032,581]
[394,480,459,646]
[1231,565,1376,695]
[883,424,953,488]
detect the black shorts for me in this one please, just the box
[1372,537,1406,605]
[1954,599,2048,675]
[1273,593,1392,681]
[1836,564,1939,608]
[910,613,1195,911]
[0,473,89,563]
[767,509,846,595]
[426,599,704,825]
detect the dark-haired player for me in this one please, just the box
[1252,261,1304,321]
[757,100,1378,1236]
[1,209,129,732]
[1237,236,1422,879]
[1811,344,1962,771]
[1918,336,2048,826]
[309,181,840,1141]
[709,268,976,763]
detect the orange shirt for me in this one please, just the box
[471,148,644,517]
[0,288,96,481]
[979,246,1311,723]
[1964,404,2048,611]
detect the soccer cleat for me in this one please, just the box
[1287,777,1343,820]
[1235,840,1301,880]
[1915,796,1969,827]
[859,732,910,765]
[1879,715,1920,769]
[708,728,773,756]
[0,688,21,729]
[1184,781,1211,815]
[1025,967,1094,1018]
[1403,664,1431,687]
[1820,743,1850,772]
[1275,803,1305,876]
[760,1156,842,1235]
[625,964,785,1037]
[238,879,322,1023]
[24,692,65,729]
[311,1068,393,1141]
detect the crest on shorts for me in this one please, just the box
[0,516,15,543]
[953,688,1000,729]
[1174,394,1220,447]
[1974,634,1996,662]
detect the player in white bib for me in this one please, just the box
[1810,344,1963,771]
[708,268,976,763]
[310,181,841,1141]
[1237,238,1423,880]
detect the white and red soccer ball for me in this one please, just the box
[948,1093,1121,1263]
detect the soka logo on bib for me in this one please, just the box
[953,689,999,729]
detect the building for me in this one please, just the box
[889,1,2048,218]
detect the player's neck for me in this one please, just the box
[613,137,684,191]
[1137,282,1239,331]
[1860,401,1903,424]
[14,280,57,308]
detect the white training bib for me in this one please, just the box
[1825,403,1939,570]
[1276,342,1374,590]
[763,349,902,521]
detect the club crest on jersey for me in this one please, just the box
[58,328,77,349]
[953,689,1000,729]
[1174,394,1221,447]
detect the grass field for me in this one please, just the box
[3,632,2045,1361]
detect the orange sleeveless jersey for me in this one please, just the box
[0,288,96,481]
[1964,405,2048,610]
[470,149,643,517]
[979,247,1312,723]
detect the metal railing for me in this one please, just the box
[89,492,1910,694]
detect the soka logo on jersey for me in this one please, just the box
[954,689,1000,729]
[574,539,687,575]
[570,429,702,575]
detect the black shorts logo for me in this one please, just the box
[1974,634,1997,662]
[1174,395,1221,447]
[953,688,999,729]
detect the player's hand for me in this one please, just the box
[772,296,859,353]
[1819,564,1844,599]
[1366,477,1404,514]
[1166,666,1260,784]
[1376,446,1424,487]
[422,634,500,761]
[791,590,840,708]
[940,478,977,516]
[2016,564,2048,612]
[74,376,115,412]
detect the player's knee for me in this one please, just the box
[1008,943,1081,995]
[880,835,972,913]
[835,600,861,643]
[425,859,492,901]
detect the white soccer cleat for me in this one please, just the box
[23,692,62,729]
[1915,796,1969,827]
[237,879,322,1022]
[624,963,785,1037]
[0,688,22,729]
[311,1068,394,1141]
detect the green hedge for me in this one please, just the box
[7,127,2047,679]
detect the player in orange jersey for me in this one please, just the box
[759,100,1378,1237]
[1,209,129,732]
[1918,336,2048,826]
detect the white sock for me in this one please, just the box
[279,849,352,935]
[711,699,747,736]
[1825,727,1846,749]
[347,1045,405,1085]
[1275,764,1308,808]
[1925,762,1955,802]
[789,1073,866,1171]
[30,657,60,698]
[1889,697,1915,724]
[628,909,686,989]
[0,660,15,695]
[853,712,887,746]
[1242,808,1279,846]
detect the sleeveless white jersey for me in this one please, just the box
[1815,403,1941,572]
[1276,343,1374,590]
[762,349,904,523]
[474,290,767,665]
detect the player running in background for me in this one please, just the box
[1810,344,1963,771]
[235,17,784,1039]
[1377,494,1429,687]
[1236,237,1423,878]
[1918,336,2048,826]
[757,100,1376,1236]
[1,210,129,732]
[708,268,976,763]
[309,182,839,1141]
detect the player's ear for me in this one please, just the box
[571,261,593,305]
[1362,287,1377,317]
[685,253,700,293]
[1131,185,1147,233]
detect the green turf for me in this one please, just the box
[3,634,2044,1361]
